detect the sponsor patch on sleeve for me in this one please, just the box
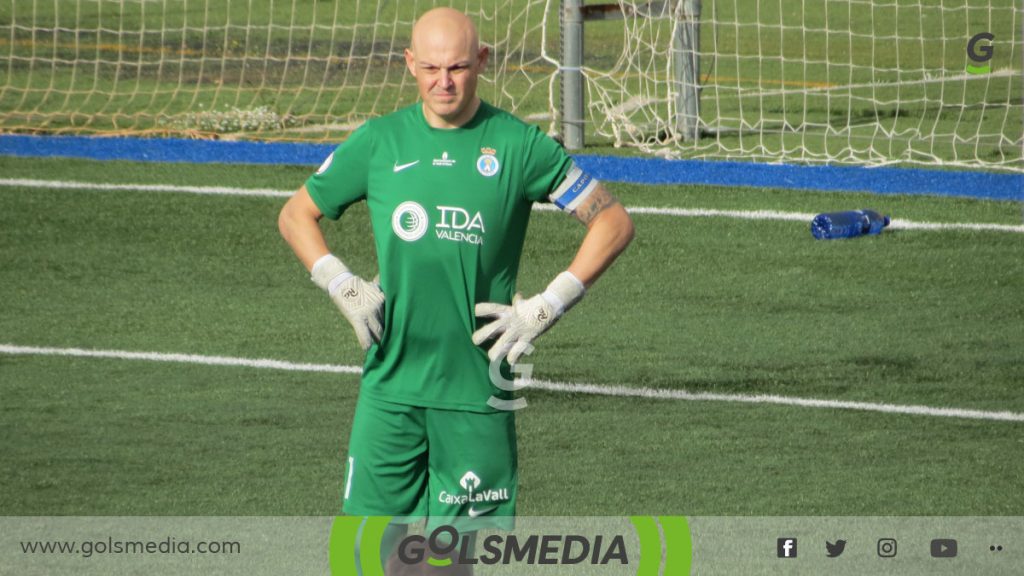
[549,163,598,212]
[315,152,334,175]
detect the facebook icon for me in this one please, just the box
[777,538,798,558]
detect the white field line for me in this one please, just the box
[526,379,1024,423]
[0,178,291,198]
[0,344,360,375]
[4,177,1022,233]
[2,344,1022,423]
[753,67,1019,98]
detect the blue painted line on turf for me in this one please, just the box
[0,134,335,166]
[572,156,1023,201]
[2,134,1021,200]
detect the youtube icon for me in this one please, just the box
[931,539,958,558]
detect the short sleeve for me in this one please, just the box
[522,125,573,203]
[304,122,374,220]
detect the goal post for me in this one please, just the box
[671,0,701,143]
[561,0,585,150]
[562,0,702,149]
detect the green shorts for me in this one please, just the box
[342,395,517,530]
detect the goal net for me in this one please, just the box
[0,0,557,141]
[1,0,1020,172]
[582,0,1023,172]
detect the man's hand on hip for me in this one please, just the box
[472,271,585,365]
[311,254,385,351]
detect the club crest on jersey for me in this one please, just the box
[391,201,429,242]
[476,152,500,177]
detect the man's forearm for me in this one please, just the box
[280,186,384,351]
[567,203,635,287]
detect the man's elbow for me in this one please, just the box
[277,202,295,243]
[279,186,318,240]
[278,194,311,244]
[620,209,636,248]
[608,204,635,251]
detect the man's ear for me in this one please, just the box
[477,45,490,72]
[404,48,417,77]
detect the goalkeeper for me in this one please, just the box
[278,6,633,571]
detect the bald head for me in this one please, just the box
[410,7,479,56]
[404,8,488,128]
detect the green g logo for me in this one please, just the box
[966,32,994,74]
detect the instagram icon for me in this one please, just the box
[877,538,897,558]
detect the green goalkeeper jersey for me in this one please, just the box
[306,101,574,412]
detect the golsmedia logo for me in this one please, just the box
[397,524,628,567]
[966,32,994,74]
[329,516,692,575]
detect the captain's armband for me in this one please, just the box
[549,163,598,213]
[547,163,619,226]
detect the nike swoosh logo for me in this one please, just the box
[393,160,420,173]
[467,505,497,519]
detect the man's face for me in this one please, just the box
[405,30,488,128]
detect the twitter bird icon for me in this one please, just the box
[826,540,847,558]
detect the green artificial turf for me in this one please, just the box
[1,156,1021,518]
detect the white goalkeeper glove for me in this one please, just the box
[472,271,585,365]
[311,254,385,351]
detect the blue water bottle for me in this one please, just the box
[811,209,891,240]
